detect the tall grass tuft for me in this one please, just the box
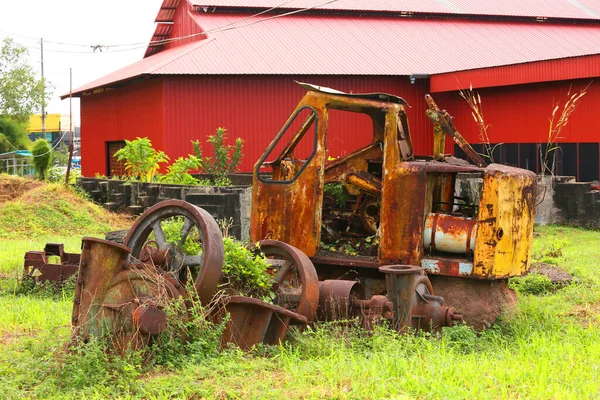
[540,85,589,177]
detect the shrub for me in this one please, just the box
[31,139,52,179]
[113,137,169,182]
[192,127,243,185]
[222,237,275,301]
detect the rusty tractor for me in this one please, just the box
[69,82,535,351]
[250,82,536,329]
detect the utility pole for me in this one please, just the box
[40,38,46,138]
[66,68,74,186]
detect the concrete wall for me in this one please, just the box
[78,177,252,241]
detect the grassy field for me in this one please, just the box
[1,176,599,399]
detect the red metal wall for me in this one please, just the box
[433,78,599,144]
[162,75,443,172]
[80,79,165,176]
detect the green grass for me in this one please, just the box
[0,226,598,399]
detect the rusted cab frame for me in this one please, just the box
[251,84,536,281]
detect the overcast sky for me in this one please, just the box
[0,0,164,125]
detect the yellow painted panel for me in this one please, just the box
[28,114,61,132]
[473,164,536,279]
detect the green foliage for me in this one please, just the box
[51,142,70,166]
[323,182,347,208]
[47,166,81,184]
[0,116,29,153]
[222,237,275,301]
[0,38,50,120]
[509,273,555,295]
[192,127,243,184]
[150,294,226,368]
[31,139,52,179]
[532,238,567,265]
[160,155,204,185]
[161,217,203,256]
[113,137,169,182]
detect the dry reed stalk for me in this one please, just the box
[459,84,498,162]
[541,85,588,177]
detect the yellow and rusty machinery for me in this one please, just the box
[251,82,536,328]
[67,83,536,353]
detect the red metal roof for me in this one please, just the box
[70,10,600,96]
[191,0,600,20]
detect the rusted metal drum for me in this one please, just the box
[318,279,365,321]
[423,213,478,254]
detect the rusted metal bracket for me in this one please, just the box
[23,243,80,285]
[425,94,487,168]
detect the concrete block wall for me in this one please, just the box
[78,177,252,241]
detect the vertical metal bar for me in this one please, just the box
[66,69,74,186]
[576,143,580,181]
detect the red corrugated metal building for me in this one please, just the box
[67,0,600,181]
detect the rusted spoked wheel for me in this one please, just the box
[124,200,224,304]
[255,240,319,322]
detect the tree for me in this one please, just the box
[0,116,29,153]
[31,138,52,179]
[0,38,49,121]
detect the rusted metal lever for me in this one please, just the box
[425,94,487,168]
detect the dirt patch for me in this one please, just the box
[429,276,517,331]
[0,175,43,204]
[530,262,572,286]
[565,301,600,327]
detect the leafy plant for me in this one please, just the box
[150,292,226,368]
[113,137,169,182]
[160,155,203,185]
[31,139,52,179]
[324,182,347,208]
[222,237,275,301]
[192,127,243,184]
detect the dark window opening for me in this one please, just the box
[106,141,126,177]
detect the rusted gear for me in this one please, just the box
[124,200,224,305]
[255,240,320,322]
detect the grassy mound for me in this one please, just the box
[0,175,43,204]
[0,175,131,239]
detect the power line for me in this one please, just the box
[0,0,339,54]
